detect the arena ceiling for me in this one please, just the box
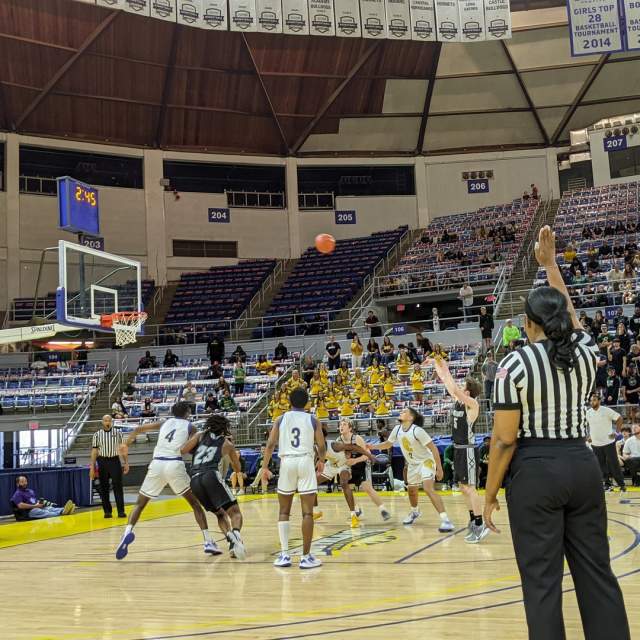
[0,0,639,156]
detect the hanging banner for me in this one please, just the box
[96,0,124,8]
[151,0,177,21]
[458,0,485,41]
[122,0,151,14]
[257,0,283,31]
[385,0,411,39]
[177,0,202,25]
[202,0,229,28]
[308,0,336,35]
[566,0,623,55]
[623,0,640,50]
[483,0,512,40]
[360,0,388,38]
[335,0,362,37]
[282,0,310,33]
[229,0,258,30]
[409,0,436,40]
[435,0,461,41]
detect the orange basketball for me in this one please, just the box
[315,233,336,254]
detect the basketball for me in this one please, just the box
[315,233,336,254]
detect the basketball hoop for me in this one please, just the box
[101,311,147,346]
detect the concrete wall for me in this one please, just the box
[590,128,640,186]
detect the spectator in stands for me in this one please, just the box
[617,426,632,466]
[458,283,474,321]
[271,321,286,338]
[616,323,631,353]
[204,392,219,413]
[302,355,316,385]
[608,338,627,377]
[230,453,247,496]
[564,243,577,264]
[622,425,640,486]
[251,444,278,493]
[522,190,530,201]
[478,306,494,354]
[530,184,539,200]
[622,364,640,405]
[182,381,197,413]
[256,354,275,375]
[230,345,247,363]
[205,361,223,379]
[111,395,128,419]
[138,351,155,369]
[364,310,382,337]
[274,341,288,361]
[366,338,380,366]
[502,319,521,350]
[608,264,624,304]
[10,476,76,520]
[140,398,156,418]
[216,375,230,395]
[325,336,341,371]
[604,367,621,406]
[415,332,433,354]
[220,388,238,412]
[207,335,225,365]
[406,342,420,364]
[351,333,364,370]
[431,343,448,360]
[380,336,395,365]
[233,362,246,395]
[163,349,178,367]
[478,436,491,488]
[482,350,498,402]
[431,308,440,332]
[630,307,640,337]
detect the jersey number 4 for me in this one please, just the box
[290,427,301,448]
[165,429,177,443]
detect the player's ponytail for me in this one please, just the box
[525,286,578,373]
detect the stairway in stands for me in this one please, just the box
[496,198,561,320]
[137,284,178,346]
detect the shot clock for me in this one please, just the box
[57,176,100,236]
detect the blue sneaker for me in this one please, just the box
[273,552,292,567]
[116,531,135,560]
[204,541,223,556]
[299,554,322,570]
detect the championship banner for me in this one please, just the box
[229,0,258,30]
[177,0,202,25]
[435,0,461,41]
[96,0,125,8]
[458,0,485,41]
[308,0,336,35]
[622,0,640,51]
[257,0,283,32]
[360,0,388,38]
[122,0,151,15]
[385,0,411,39]
[335,0,362,37]
[409,0,436,41]
[483,0,511,40]
[282,0,310,34]
[567,0,623,55]
[202,0,229,28]
[151,0,177,21]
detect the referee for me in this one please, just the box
[484,226,629,640]
[90,414,129,518]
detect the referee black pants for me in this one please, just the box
[506,440,629,640]
[593,441,625,489]
[97,456,125,516]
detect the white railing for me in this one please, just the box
[520,192,555,277]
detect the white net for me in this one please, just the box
[111,312,147,347]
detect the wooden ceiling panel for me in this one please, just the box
[262,77,342,116]
[2,85,38,128]
[0,40,72,88]
[174,30,254,73]
[330,78,387,115]
[375,41,437,77]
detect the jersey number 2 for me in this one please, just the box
[290,427,300,448]
[193,446,218,466]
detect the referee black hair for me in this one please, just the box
[525,286,578,373]
[204,414,231,437]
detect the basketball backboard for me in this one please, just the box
[56,240,143,333]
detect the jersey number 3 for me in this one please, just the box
[290,427,301,448]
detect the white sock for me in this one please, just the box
[202,529,212,544]
[439,511,449,522]
[124,524,133,536]
[278,521,290,553]
[351,510,357,517]
[378,504,387,512]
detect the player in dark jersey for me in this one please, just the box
[434,357,487,543]
[181,414,246,559]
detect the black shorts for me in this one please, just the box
[454,447,477,486]
[349,462,370,486]
[190,470,237,513]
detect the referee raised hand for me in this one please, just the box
[90,415,129,519]
[484,226,630,640]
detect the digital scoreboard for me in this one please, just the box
[57,176,100,236]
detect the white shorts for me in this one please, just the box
[407,457,436,486]
[320,461,348,481]
[278,456,317,495]
[139,459,191,498]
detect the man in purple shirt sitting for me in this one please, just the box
[10,476,76,520]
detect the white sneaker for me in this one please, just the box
[438,519,455,533]
[354,506,363,518]
[403,510,421,525]
[273,552,292,567]
[299,554,322,570]
[203,541,223,555]
[228,530,246,560]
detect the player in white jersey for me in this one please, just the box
[371,407,454,532]
[261,388,326,570]
[115,402,215,560]
[316,420,390,527]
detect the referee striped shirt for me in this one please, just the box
[92,428,125,458]
[493,330,599,439]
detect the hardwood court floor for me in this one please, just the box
[1,489,639,640]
